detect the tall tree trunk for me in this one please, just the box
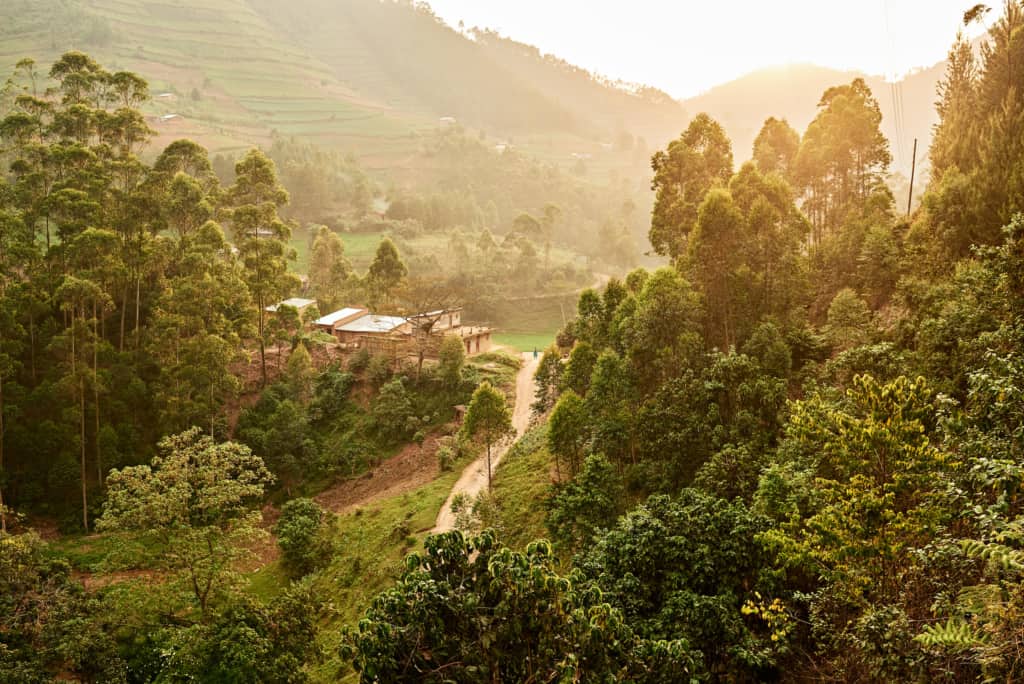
[120,282,128,352]
[486,441,492,491]
[72,309,88,532]
[29,310,36,383]
[80,373,88,533]
[258,304,268,387]
[93,300,102,486]
[134,272,141,349]
[255,226,267,387]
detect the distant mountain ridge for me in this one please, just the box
[680,62,945,176]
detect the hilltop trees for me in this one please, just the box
[752,116,800,179]
[308,225,352,311]
[916,3,1024,265]
[149,220,249,436]
[688,188,746,349]
[929,31,979,185]
[650,113,734,259]
[0,51,316,527]
[794,77,892,241]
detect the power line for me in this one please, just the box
[907,137,918,216]
[882,0,905,167]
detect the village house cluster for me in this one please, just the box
[266,298,493,360]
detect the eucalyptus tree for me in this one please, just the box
[226,149,297,387]
[308,224,352,311]
[649,113,734,260]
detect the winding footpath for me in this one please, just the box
[433,351,540,533]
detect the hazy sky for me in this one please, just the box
[426,0,989,98]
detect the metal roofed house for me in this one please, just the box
[335,313,412,354]
[265,297,317,314]
[337,313,410,335]
[315,307,368,335]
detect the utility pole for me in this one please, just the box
[906,137,918,217]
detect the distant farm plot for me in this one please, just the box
[492,331,556,354]
[0,0,430,165]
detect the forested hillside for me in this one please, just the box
[4,2,1024,683]
[347,4,1024,681]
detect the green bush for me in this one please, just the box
[366,355,392,388]
[309,367,355,422]
[347,348,370,374]
[273,498,334,578]
[437,445,456,471]
[373,378,415,442]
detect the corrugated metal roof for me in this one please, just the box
[265,298,317,313]
[337,314,408,334]
[315,307,365,327]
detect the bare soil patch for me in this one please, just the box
[314,435,442,515]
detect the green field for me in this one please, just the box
[339,231,387,267]
[493,331,556,353]
[288,228,384,274]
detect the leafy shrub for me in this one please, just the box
[545,453,624,551]
[274,498,334,578]
[366,355,392,388]
[347,348,370,374]
[437,444,456,471]
[373,378,415,442]
[309,367,355,422]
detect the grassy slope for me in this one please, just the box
[319,473,460,682]
[480,423,555,550]
[247,467,463,682]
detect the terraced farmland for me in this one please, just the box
[0,0,431,160]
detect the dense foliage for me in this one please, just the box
[6,5,1024,681]
[342,531,700,682]
[351,5,1024,681]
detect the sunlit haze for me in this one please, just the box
[428,0,989,97]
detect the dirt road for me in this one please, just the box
[433,351,540,533]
